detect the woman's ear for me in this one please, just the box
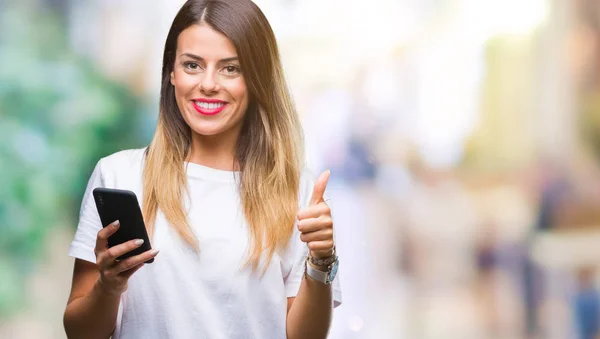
[170,71,175,86]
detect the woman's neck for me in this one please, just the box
[187,130,240,171]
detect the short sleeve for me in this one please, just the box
[68,160,105,264]
[283,170,342,308]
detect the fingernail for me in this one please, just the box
[112,220,120,228]
[134,239,144,246]
[150,249,160,256]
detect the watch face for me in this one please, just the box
[329,260,339,283]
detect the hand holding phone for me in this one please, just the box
[92,188,159,296]
[93,221,159,296]
[93,188,154,262]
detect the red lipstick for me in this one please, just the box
[191,98,228,115]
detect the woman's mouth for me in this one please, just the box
[192,99,228,115]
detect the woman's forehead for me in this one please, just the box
[176,24,238,60]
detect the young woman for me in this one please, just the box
[63,1,341,338]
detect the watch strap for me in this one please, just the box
[304,256,337,285]
[305,262,330,284]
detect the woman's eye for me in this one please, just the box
[184,62,200,70]
[223,65,241,75]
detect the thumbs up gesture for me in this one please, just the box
[297,170,335,258]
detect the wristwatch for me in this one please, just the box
[304,254,339,285]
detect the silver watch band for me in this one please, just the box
[305,262,330,284]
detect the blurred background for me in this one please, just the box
[2,0,600,338]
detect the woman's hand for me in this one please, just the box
[94,221,159,296]
[297,170,335,259]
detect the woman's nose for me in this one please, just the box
[199,71,219,94]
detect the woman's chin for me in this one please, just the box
[188,122,230,137]
[190,127,222,137]
[183,111,244,139]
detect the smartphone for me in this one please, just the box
[93,188,154,263]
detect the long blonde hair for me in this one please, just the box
[143,0,303,270]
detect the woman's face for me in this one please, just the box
[171,23,249,139]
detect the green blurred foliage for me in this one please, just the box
[0,3,148,317]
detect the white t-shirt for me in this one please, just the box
[68,148,342,339]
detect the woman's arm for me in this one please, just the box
[64,222,158,339]
[63,260,122,339]
[286,275,333,339]
[286,170,337,339]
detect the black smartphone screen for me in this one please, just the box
[92,188,154,263]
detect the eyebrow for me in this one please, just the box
[179,53,239,63]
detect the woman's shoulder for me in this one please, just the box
[297,167,321,205]
[100,147,146,168]
[96,147,147,182]
[299,167,317,187]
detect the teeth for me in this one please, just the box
[195,101,225,110]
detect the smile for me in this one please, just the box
[192,100,228,115]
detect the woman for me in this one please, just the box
[62,1,342,338]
